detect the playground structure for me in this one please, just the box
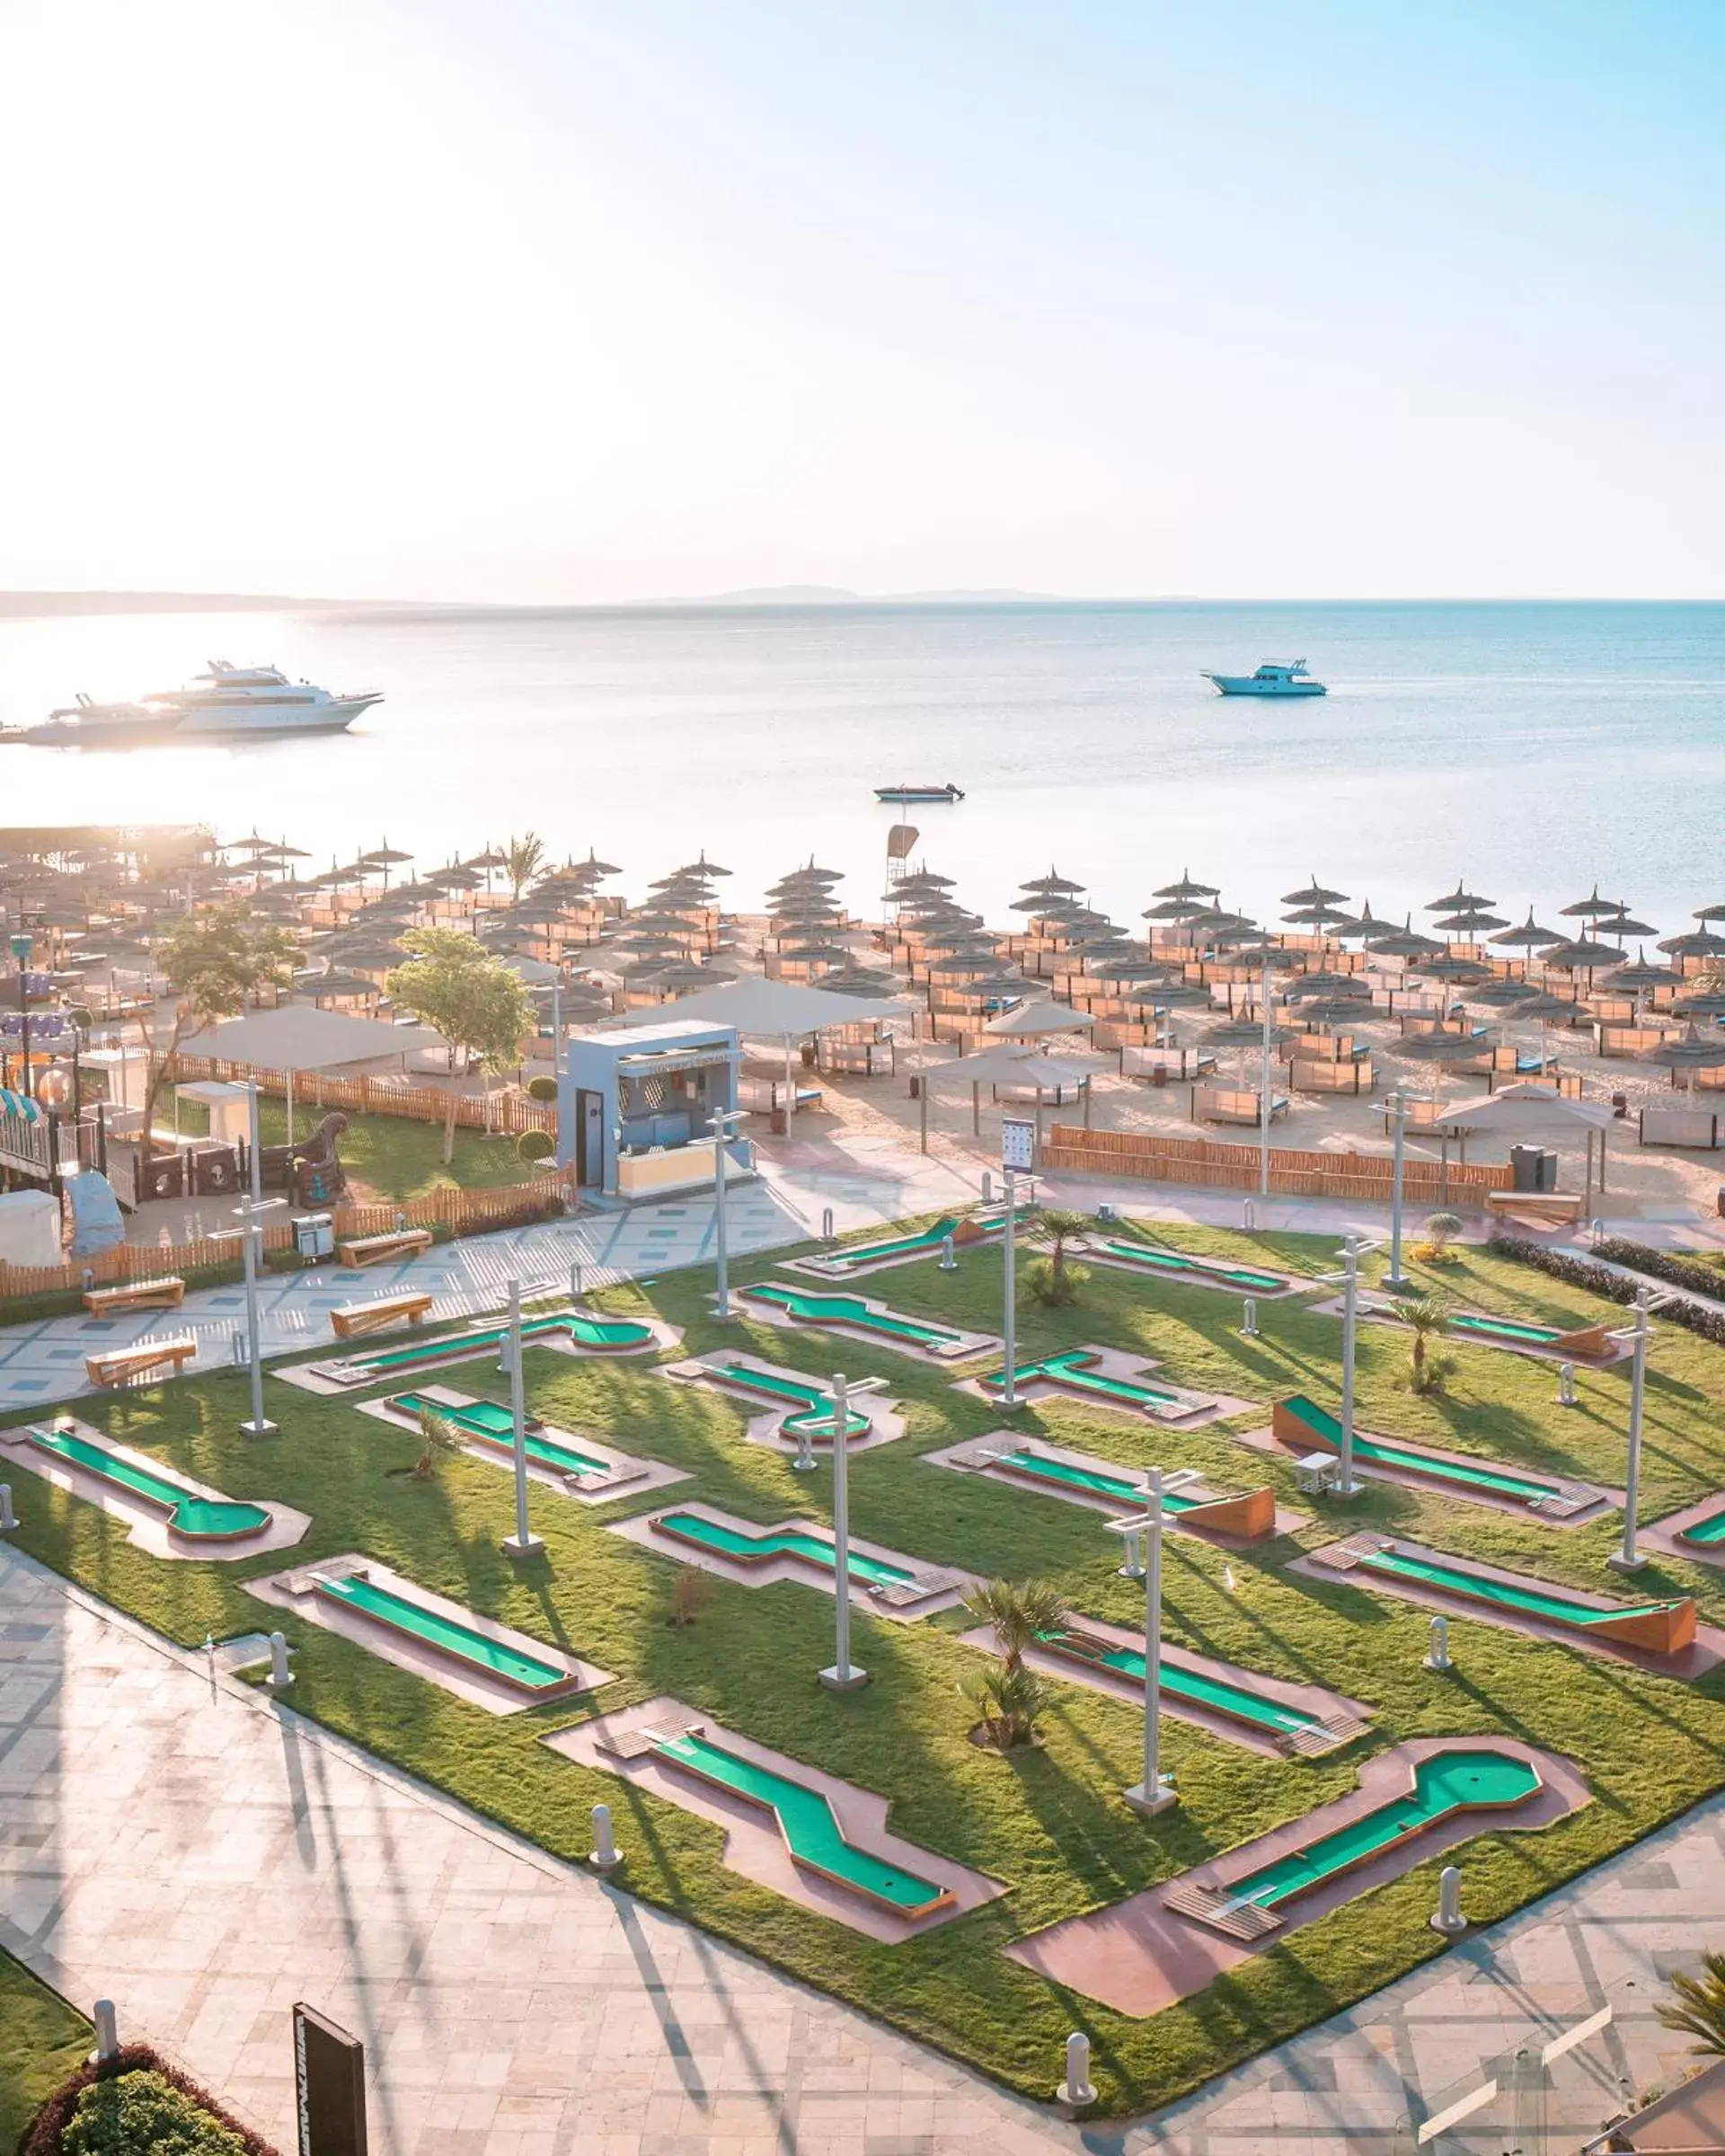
[935,1434,1278,1541]
[1270,1393,1608,1520]
[1080,1234,1296,1296]
[792,1204,1031,1280]
[1028,1619,1370,1755]
[1167,1748,1544,1940]
[638,1505,961,1611]
[739,1281,996,1362]
[259,1109,349,1206]
[292,1305,664,1392]
[975,1347,1220,1423]
[1311,1533,1698,1657]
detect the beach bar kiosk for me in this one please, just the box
[559,1021,745,1200]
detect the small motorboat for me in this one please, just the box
[874,782,966,803]
[1201,660,1327,698]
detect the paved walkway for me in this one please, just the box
[2,1545,1717,2156]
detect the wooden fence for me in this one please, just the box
[0,1176,571,1302]
[166,1056,556,1134]
[1039,1123,1515,1206]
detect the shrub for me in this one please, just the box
[525,1074,559,1104]
[1420,1212,1464,1259]
[21,2048,279,2156]
[1026,1256,1088,1308]
[669,1566,714,1628]
[516,1128,556,1164]
[1489,1233,1725,1349]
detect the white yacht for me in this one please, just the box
[1,661,383,747]
[1201,659,1327,698]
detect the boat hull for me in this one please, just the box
[1203,676,1327,697]
[875,785,965,802]
[6,695,379,748]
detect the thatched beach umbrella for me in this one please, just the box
[1426,882,1496,913]
[1280,878,1349,908]
[1491,912,1564,953]
[1641,1023,1725,1092]
[1152,870,1221,902]
[1659,930,1725,961]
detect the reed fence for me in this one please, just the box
[166,1056,556,1133]
[1039,1123,1514,1206]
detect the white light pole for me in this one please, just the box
[1000,1117,1035,1409]
[1607,1287,1668,1573]
[711,1104,742,1321]
[1316,1233,1382,1498]
[1259,945,1274,1198]
[819,1372,868,1690]
[501,1278,544,1560]
[1384,1091,1412,1293]
[235,1077,280,1437]
[1119,1463,1198,1816]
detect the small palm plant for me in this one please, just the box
[1657,1949,1725,2056]
[411,1405,464,1481]
[964,1661,1052,1750]
[1402,1295,1450,1395]
[961,1576,1066,1744]
[1029,1208,1092,1307]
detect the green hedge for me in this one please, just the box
[20,2053,278,2156]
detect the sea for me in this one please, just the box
[0,598,1721,933]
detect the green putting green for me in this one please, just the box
[708,1364,871,1439]
[1360,1548,1684,1631]
[25,1425,270,1542]
[980,1349,1181,1409]
[340,1311,653,1375]
[1092,1238,1287,1294]
[1038,1628,1322,1739]
[1449,1313,1562,1346]
[652,1510,915,1589]
[655,1730,950,1914]
[990,1447,1200,1512]
[1678,1499,1725,1549]
[386,1392,615,1480]
[314,1573,574,1692]
[1279,1394,1561,1507]
[741,1284,965,1351]
[823,1215,969,1270]
[1222,1750,1542,1912]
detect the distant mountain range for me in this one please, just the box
[0,583,1062,619]
[681,585,1058,605]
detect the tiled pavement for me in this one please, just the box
[3,1544,1721,2156]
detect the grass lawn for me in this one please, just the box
[6,1207,1725,2114]
[0,1948,90,2149]
[170,1087,535,1201]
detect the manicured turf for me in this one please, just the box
[0,1948,90,2150]
[1279,1392,1564,1506]
[1038,1626,1324,1739]
[11,1215,1725,2114]
[172,1086,536,1200]
[979,1348,1182,1408]
[741,1283,968,1350]
[652,1509,916,1588]
[1091,1237,1288,1294]
[339,1311,652,1376]
[314,1573,575,1692]
[1358,1548,1685,1630]
[25,1424,270,1540]
[1679,1500,1725,1548]
[387,1392,615,1478]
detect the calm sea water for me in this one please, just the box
[0,600,1721,932]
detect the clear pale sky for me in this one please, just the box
[3,1,1721,604]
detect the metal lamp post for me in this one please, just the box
[501,1278,544,1560]
[234,1078,281,1437]
[818,1372,868,1691]
[1316,1233,1382,1497]
[1117,1463,1199,1816]
[999,1116,1035,1409]
[1384,1091,1412,1292]
[1607,1287,1668,1573]
[9,932,31,1100]
[711,1105,743,1321]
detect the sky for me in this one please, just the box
[1,1,1721,604]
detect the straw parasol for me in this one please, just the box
[1538,936,1623,971]
[1426,882,1496,912]
[1295,996,1379,1029]
[1608,951,1679,994]
[1152,870,1221,902]
[985,1002,1097,1040]
[1414,954,1492,984]
[1659,930,1725,960]
[1640,1024,1725,1091]
[1280,878,1349,908]
[1491,912,1564,952]
[1559,884,1618,921]
[1672,992,1725,1020]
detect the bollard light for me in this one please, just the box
[0,1483,15,1533]
[1556,1360,1579,1409]
[92,2000,119,2063]
[1430,1864,1467,1936]
[938,1233,957,1272]
[266,1631,294,1690]
[1423,1614,1453,1674]
[1060,2031,1096,2107]
[588,1801,623,1873]
[570,1260,584,1304]
[1241,1296,1260,1339]
[821,1206,836,1245]
[1116,1525,1145,1581]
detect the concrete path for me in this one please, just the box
[3,1543,1718,2156]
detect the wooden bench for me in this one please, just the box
[335,1228,434,1268]
[330,1291,435,1340]
[84,1334,199,1388]
[82,1276,186,1315]
[1483,1190,1585,1226]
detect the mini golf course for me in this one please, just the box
[653,1728,953,1917]
[1273,1394,1591,1515]
[1447,1312,1613,1358]
[312,1572,580,1696]
[650,1510,918,1592]
[1345,1542,1695,1657]
[979,1349,1191,1417]
[697,1361,872,1439]
[806,1207,1023,1277]
[977,1445,1276,1540]
[1034,1625,1360,1754]
[1086,1237,1290,1294]
[1171,1749,1543,1939]
[314,1310,656,1384]
[1676,1498,1725,1550]
[741,1283,978,1357]
[22,1424,270,1542]
[385,1392,618,1481]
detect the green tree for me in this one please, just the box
[411,1405,464,1481]
[958,1577,1064,1746]
[139,903,300,1158]
[1402,1294,1450,1394]
[504,831,546,903]
[1038,1208,1092,1293]
[385,928,537,1160]
[1658,1949,1725,2057]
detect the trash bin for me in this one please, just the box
[295,1213,335,1261]
[1509,1144,1543,1194]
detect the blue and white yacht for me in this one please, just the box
[1201,659,1327,698]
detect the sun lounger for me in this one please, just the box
[330,1290,436,1340]
[82,1276,187,1315]
[84,1334,199,1388]
[335,1228,434,1268]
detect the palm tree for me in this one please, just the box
[411,1405,463,1480]
[964,1661,1051,1749]
[504,831,546,903]
[961,1576,1067,1674]
[1038,1209,1092,1295]
[1658,1950,1725,2056]
[1402,1295,1449,1394]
